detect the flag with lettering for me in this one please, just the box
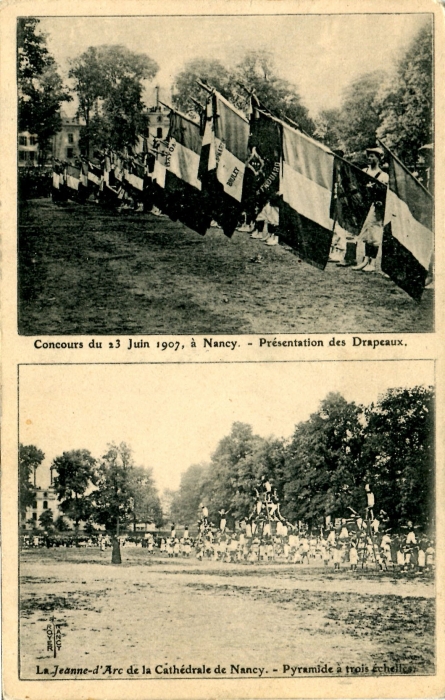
[161,110,212,235]
[198,92,250,237]
[379,141,434,301]
[279,123,337,269]
[242,97,282,222]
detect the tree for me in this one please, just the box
[282,393,365,525]
[234,50,315,135]
[334,71,386,157]
[18,18,72,163]
[69,45,159,153]
[377,22,433,168]
[313,108,345,151]
[19,444,45,527]
[172,51,315,135]
[90,442,138,563]
[55,515,71,532]
[129,465,163,530]
[170,463,211,526]
[52,449,97,543]
[39,508,54,531]
[361,386,434,529]
[172,58,238,114]
[204,422,264,521]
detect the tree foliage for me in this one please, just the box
[129,465,163,529]
[39,508,54,531]
[69,45,159,153]
[19,443,45,520]
[170,463,210,526]
[282,393,365,525]
[377,22,433,168]
[18,18,71,162]
[91,442,136,535]
[169,386,434,533]
[52,449,97,534]
[172,51,314,135]
[315,71,385,156]
[360,386,434,529]
[314,22,433,167]
[234,50,315,134]
[172,58,237,113]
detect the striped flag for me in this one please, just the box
[379,142,434,301]
[279,123,337,269]
[213,93,250,203]
[166,110,203,192]
[161,110,212,235]
[66,164,81,192]
[198,92,250,237]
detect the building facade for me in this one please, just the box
[25,485,62,529]
[18,131,39,167]
[52,114,84,162]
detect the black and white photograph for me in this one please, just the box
[17,12,434,336]
[18,361,435,681]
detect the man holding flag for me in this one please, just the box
[352,147,389,273]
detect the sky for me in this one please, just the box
[38,13,430,116]
[19,361,434,494]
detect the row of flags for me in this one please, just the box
[52,91,434,301]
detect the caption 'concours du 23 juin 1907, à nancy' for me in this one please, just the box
[31,336,408,351]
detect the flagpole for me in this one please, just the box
[191,97,205,112]
[196,80,214,94]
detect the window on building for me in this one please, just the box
[157,116,162,123]
[30,136,37,145]
[19,135,27,146]
[43,492,48,498]
[43,501,48,509]
[68,133,74,144]
[66,147,74,159]
[19,151,27,162]
[32,513,37,520]
[28,151,35,162]
[32,501,37,509]
[156,127,163,138]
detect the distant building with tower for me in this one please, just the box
[145,86,170,141]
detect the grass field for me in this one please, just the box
[19,549,435,680]
[18,199,433,335]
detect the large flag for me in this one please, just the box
[279,123,338,269]
[152,110,212,235]
[198,92,250,237]
[242,97,282,222]
[379,141,434,301]
[330,156,382,236]
[166,110,204,192]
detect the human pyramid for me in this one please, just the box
[160,480,435,573]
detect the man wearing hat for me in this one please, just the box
[352,147,389,272]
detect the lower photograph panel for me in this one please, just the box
[18,360,435,680]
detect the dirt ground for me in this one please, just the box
[19,549,435,680]
[18,199,433,335]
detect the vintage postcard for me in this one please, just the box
[1,0,444,699]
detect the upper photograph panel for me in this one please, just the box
[17,13,434,335]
